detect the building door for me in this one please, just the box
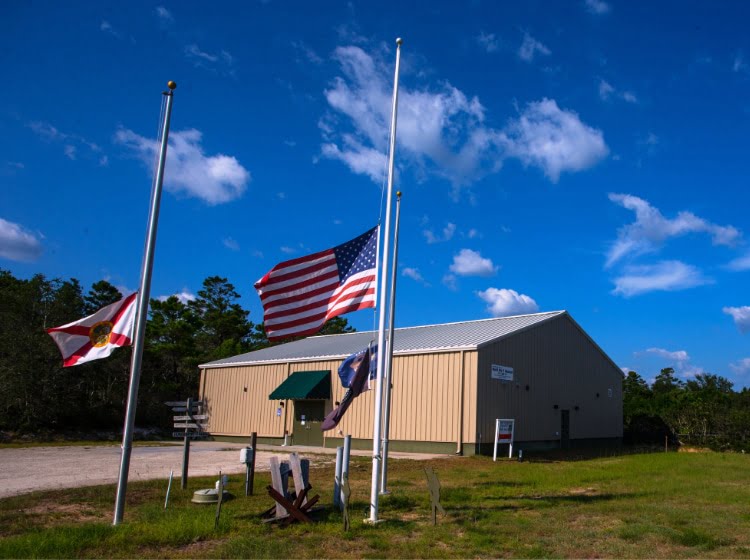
[560,409,570,449]
[292,400,325,446]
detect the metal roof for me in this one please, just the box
[200,310,567,369]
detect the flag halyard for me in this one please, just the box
[255,226,378,341]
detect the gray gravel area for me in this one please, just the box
[0,442,448,498]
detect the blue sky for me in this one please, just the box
[2,1,749,387]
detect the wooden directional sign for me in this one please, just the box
[174,422,208,429]
[172,431,208,438]
[165,400,203,408]
[173,415,208,421]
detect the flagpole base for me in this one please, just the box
[363,518,386,525]
[378,490,391,496]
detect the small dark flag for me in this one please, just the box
[322,344,377,431]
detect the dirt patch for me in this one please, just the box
[25,501,107,524]
[568,487,598,496]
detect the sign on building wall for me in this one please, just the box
[493,418,515,461]
[491,364,514,382]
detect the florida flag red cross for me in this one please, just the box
[46,292,138,367]
[255,226,378,341]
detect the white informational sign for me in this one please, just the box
[491,364,514,382]
[493,418,515,461]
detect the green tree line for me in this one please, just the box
[0,269,353,435]
[623,368,750,451]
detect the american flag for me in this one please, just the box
[255,226,379,341]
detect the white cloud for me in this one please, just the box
[637,347,704,378]
[291,41,323,65]
[155,6,173,23]
[115,127,250,205]
[185,44,218,63]
[63,145,76,160]
[442,274,458,291]
[403,267,429,286]
[501,99,609,182]
[598,79,615,100]
[518,32,551,62]
[727,252,750,271]
[184,44,235,74]
[723,306,750,333]
[599,79,638,103]
[477,32,499,53]
[158,290,196,305]
[223,237,240,251]
[643,348,690,362]
[730,358,750,375]
[423,222,456,244]
[100,20,122,38]
[477,288,539,317]
[321,138,387,183]
[449,249,498,277]
[320,47,606,192]
[280,246,296,254]
[606,193,741,267]
[0,218,43,262]
[612,260,711,297]
[585,0,611,14]
[28,121,102,161]
[733,52,749,74]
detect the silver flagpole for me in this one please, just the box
[379,191,401,495]
[113,81,176,525]
[368,38,402,524]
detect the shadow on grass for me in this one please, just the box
[448,492,636,515]
[471,480,525,488]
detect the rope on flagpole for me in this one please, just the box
[373,39,402,336]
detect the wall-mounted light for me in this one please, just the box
[279,401,284,407]
[553,404,559,410]
[574,405,580,411]
[243,386,247,392]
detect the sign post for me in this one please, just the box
[493,418,515,461]
[165,398,207,488]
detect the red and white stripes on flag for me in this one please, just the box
[255,226,379,341]
[46,292,138,367]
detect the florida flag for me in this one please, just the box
[255,226,378,341]
[46,292,138,367]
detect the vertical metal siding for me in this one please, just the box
[475,315,623,444]
[199,349,480,445]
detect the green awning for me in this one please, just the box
[268,370,331,400]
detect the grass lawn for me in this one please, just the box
[1,450,749,558]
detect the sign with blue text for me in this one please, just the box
[491,364,513,382]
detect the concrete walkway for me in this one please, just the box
[0,441,450,499]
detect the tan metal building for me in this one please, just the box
[198,311,623,455]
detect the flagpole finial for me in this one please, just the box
[396,191,402,197]
[167,80,177,90]
[396,37,403,46]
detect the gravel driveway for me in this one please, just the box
[0,442,445,499]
